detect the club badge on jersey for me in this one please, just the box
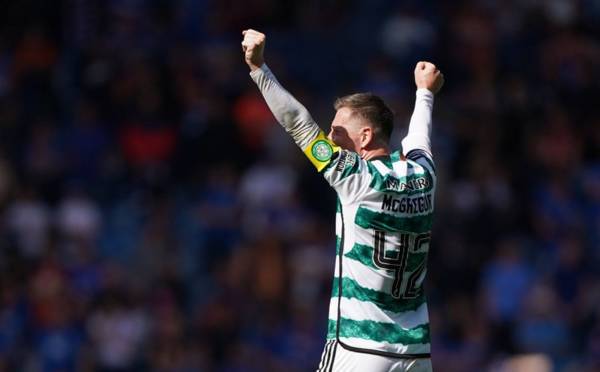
[303,131,340,172]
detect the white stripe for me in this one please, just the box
[340,203,358,255]
[335,212,342,240]
[319,340,334,371]
[317,341,329,371]
[328,340,338,372]
[372,160,390,176]
[325,340,336,371]
[338,337,430,354]
[328,297,429,329]
[392,159,407,178]
[329,167,373,203]
[352,222,431,248]
[320,343,328,371]
[342,259,394,293]
[408,156,436,183]
[351,224,374,247]
[351,198,381,212]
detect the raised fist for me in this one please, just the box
[241,29,266,71]
[414,61,444,94]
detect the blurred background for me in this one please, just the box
[0,0,598,371]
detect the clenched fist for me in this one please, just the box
[414,62,444,94]
[242,29,265,71]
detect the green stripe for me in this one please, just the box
[366,161,378,177]
[390,151,401,162]
[406,252,427,272]
[331,277,425,313]
[328,318,430,345]
[344,243,375,269]
[327,317,337,339]
[345,243,427,273]
[355,207,432,233]
[336,235,342,255]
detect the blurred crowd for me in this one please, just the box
[0,0,598,371]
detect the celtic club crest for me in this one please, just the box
[311,140,333,161]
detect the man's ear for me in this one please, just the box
[360,127,374,149]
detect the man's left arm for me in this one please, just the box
[402,61,444,160]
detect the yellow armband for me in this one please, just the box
[303,131,340,172]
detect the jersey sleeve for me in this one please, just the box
[406,149,436,182]
[402,89,434,158]
[250,64,321,151]
[317,144,372,202]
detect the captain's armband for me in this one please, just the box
[302,131,340,172]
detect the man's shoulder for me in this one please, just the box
[326,149,363,174]
[405,149,435,174]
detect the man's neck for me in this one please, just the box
[360,147,390,161]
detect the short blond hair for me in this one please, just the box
[334,93,394,142]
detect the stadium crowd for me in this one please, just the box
[0,0,598,371]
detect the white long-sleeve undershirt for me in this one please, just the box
[402,89,434,157]
[250,64,320,150]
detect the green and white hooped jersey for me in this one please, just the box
[308,137,435,357]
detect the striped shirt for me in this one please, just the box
[323,148,435,356]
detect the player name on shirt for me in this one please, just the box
[385,176,430,191]
[381,194,433,214]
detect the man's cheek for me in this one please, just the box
[337,140,352,151]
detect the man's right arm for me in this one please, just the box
[251,63,371,201]
[249,64,320,151]
[242,29,338,171]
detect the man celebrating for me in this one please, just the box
[242,29,443,372]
